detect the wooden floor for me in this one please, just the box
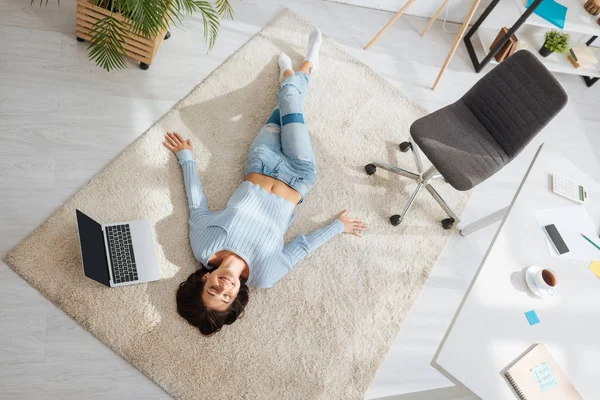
[1,0,599,398]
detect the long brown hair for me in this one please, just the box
[176,264,249,336]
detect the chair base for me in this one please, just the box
[365,140,461,229]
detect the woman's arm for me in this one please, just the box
[282,210,367,267]
[163,132,209,213]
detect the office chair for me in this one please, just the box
[365,51,568,229]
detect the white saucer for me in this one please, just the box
[525,265,555,299]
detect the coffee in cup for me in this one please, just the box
[534,268,557,296]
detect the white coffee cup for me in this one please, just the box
[534,268,557,296]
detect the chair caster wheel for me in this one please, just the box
[76,37,85,42]
[365,164,377,175]
[442,218,455,230]
[390,215,402,226]
[164,31,171,40]
[140,62,150,70]
[399,141,412,152]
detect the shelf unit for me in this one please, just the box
[513,0,600,36]
[478,26,600,78]
[465,0,600,86]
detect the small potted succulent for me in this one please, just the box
[539,30,570,57]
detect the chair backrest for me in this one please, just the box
[460,51,568,160]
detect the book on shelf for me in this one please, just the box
[567,46,598,69]
[490,27,518,63]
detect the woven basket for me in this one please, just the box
[75,0,168,67]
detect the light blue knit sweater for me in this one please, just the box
[177,150,344,288]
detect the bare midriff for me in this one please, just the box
[245,172,301,205]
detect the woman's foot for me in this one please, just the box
[278,52,293,82]
[304,28,322,74]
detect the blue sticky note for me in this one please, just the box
[531,362,559,392]
[525,310,540,325]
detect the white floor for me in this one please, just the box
[1,0,599,399]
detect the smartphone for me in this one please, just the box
[544,224,569,255]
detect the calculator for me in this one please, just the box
[552,174,587,203]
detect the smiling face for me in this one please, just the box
[201,270,241,312]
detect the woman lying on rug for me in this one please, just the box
[163,29,367,336]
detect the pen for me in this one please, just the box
[581,233,600,251]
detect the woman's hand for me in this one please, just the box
[163,132,193,155]
[337,210,367,238]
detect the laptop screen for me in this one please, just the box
[76,210,110,286]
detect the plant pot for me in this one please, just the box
[584,0,600,16]
[75,0,169,69]
[539,42,553,57]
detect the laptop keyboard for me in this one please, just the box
[106,224,138,284]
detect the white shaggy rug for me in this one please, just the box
[4,9,470,400]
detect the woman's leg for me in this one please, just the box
[255,107,282,146]
[244,49,299,169]
[277,29,322,164]
[277,63,315,165]
[244,107,282,176]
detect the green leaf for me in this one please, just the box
[122,0,170,38]
[88,15,129,71]
[193,1,220,50]
[214,0,233,19]
[173,0,199,15]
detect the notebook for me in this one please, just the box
[504,343,582,400]
[526,0,568,29]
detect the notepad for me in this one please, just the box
[504,343,582,399]
[590,260,600,279]
[526,0,568,29]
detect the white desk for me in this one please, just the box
[432,144,600,399]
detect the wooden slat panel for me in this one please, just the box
[76,27,152,63]
[75,25,150,62]
[75,4,155,47]
[75,25,148,58]
[150,35,166,59]
[76,28,153,64]
[77,15,155,52]
[75,0,169,65]
[75,30,151,60]
[77,4,154,45]
[75,17,153,53]
[76,0,165,41]
[76,0,129,24]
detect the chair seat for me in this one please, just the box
[411,102,510,191]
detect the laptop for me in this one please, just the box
[76,209,160,287]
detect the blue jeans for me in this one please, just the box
[244,72,316,203]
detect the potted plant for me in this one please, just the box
[539,30,570,57]
[34,0,233,71]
